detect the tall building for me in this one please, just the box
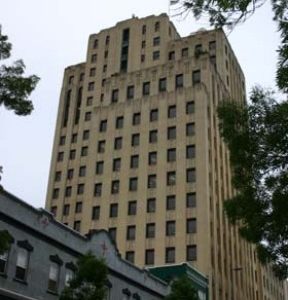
[46,14,284,299]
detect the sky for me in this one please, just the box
[0,0,280,209]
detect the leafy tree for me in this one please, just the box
[0,230,13,255]
[60,252,108,300]
[0,25,39,115]
[165,276,199,300]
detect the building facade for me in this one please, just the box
[45,14,285,299]
[0,190,169,300]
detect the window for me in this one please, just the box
[142,82,150,96]
[111,180,120,194]
[67,169,73,180]
[83,130,90,140]
[127,85,134,99]
[79,166,86,177]
[148,174,156,188]
[159,78,166,92]
[186,123,195,136]
[153,36,160,46]
[102,79,106,87]
[130,155,139,169]
[55,171,61,182]
[155,21,160,32]
[100,93,104,102]
[85,112,91,121]
[168,105,176,118]
[153,51,160,60]
[108,228,117,242]
[141,54,145,62]
[68,76,74,84]
[89,68,96,77]
[103,65,107,73]
[187,192,196,208]
[187,245,197,261]
[114,137,122,150]
[149,151,157,165]
[93,39,98,49]
[81,147,88,157]
[51,206,57,216]
[63,204,70,216]
[127,225,136,240]
[111,89,119,103]
[59,136,66,145]
[167,126,176,140]
[145,249,154,265]
[182,47,188,57]
[86,97,93,106]
[113,158,121,172]
[74,221,81,231]
[79,73,84,81]
[187,218,197,233]
[168,51,175,60]
[132,112,141,125]
[65,186,72,197]
[146,223,155,238]
[98,140,106,153]
[209,41,216,51]
[110,203,118,218]
[147,198,156,213]
[70,149,76,159]
[94,183,102,197]
[96,161,104,175]
[65,268,75,286]
[75,202,82,214]
[141,40,146,48]
[166,195,176,210]
[186,101,195,114]
[142,25,146,35]
[167,148,176,162]
[116,116,124,129]
[165,247,175,263]
[92,206,100,220]
[167,171,176,186]
[15,247,30,281]
[99,120,107,132]
[195,44,202,56]
[125,251,135,263]
[91,54,97,63]
[77,184,84,195]
[129,177,138,191]
[192,70,201,84]
[175,74,183,88]
[105,35,110,45]
[128,201,137,216]
[131,133,140,146]
[57,152,64,162]
[104,51,108,59]
[0,250,9,274]
[166,221,175,236]
[187,168,196,183]
[186,145,196,159]
[149,130,157,143]
[88,82,95,91]
[71,133,77,143]
[149,110,158,123]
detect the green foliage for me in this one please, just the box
[0,230,13,255]
[218,87,288,279]
[60,252,108,300]
[165,276,199,300]
[0,26,39,115]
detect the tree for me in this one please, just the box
[0,25,39,115]
[60,252,108,300]
[165,276,199,300]
[0,230,13,255]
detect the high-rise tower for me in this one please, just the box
[46,14,284,300]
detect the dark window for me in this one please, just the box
[59,136,66,145]
[141,54,145,62]
[108,228,117,242]
[165,247,175,263]
[57,152,64,162]
[88,82,95,91]
[150,109,158,122]
[168,51,175,60]
[127,225,136,240]
[131,133,140,146]
[65,186,72,197]
[192,70,201,84]
[153,51,160,60]
[168,105,176,118]
[80,73,84,81]
[186,123,195,136]
[71,133,77,143]
[102,79,106,87]
[146,223,155,238]
[155,21,160,32]
[111,180,120,194]
[103,65,107,74]
[167,171,176,186]
[86,97,93,106]
[98,140,106,153]
[0,250,8,274]
[70,149,76,159]
[52,188,59,199]
[187,168,196,183]
[149,130,157,143]
[187,218,197,233]
[148,174,156,188]
[15,248,29,281]
[69,76,74,84]
[145,249,154,265]
[186,101,195,114]
[51,206,57,216]
[77,184,84,195]
[186,145,196,159]
[105,35,110,45]
[99,120,107,132]
[75,202,82,213]
[63,204,70,216]
[94,183,102,197]
[114,137,122,150]
[116,116,124,129]
[67,169,73,180]
[167,148,176,162]
[96,161,104,175]
[83,130,90,140]
[74,221,81,231]
[149,151,157,165]
[129,177,138,191]
[100,93,104,102]
[175,74,183,88]
[85,112,91,121]
[142,25,146,35]
[209,41,216,50]
[166,221,175,236]
[111,89,119,103]
[153,37,160,46]
[195,44,202,56]
[167,126,176,140]
[127,85,134,99]
[93,39,98,49]
[55,171,61,182]
[81,147,88,157]
[79,166,86,177]
[130,155,139,169]
[141,40,146,48]
[187,245,197,261]
[110,203,118,217]
[182,47,188,57]
[142,82,150,96]
[166,195,176,210]
[147,198,156,213]
[125,251,135,263]
[92,206,100,220]
[159,78,167,92]
[113,158,121,172]
[89,68,96,77]
[91,54,97,63]
[128,201,137,215]
[186,193,196,208]
[132,113,141,125]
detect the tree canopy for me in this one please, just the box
[0,230,13,255]
[165,276,199,300]
[60,252,108,300]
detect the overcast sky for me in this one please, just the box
[0,0,280,209]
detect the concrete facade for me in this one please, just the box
[45,14,285,299]
[0,190,168,300]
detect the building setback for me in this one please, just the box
[45,13,285,299]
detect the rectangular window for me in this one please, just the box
[86,97,93,106]
[150,109,158,122]
[167,148,176,162]
[127,85,134,99]
[142,82,150,96]
[98,140,106,153]
[128,201,137,215]
[187,218,197,233]
[159,78,166,92]
[187,168,196,183]
[69,149,76,159]
[77,184,84,195]
[129,177,138,191]
[182,47,188,57]
[63,204,70,216]
[81,147,88,157]
[51,206,57,216]
[142,25,146,35]
[168,105,176,118]
[186,101,195,114]
[59,136,66,145]
[68,76,74,84]
[166,221,176,236]
[175,74,183,88]
[192,70,201,84]
[83,130,90,140]
[167,126,176,140]
[127,225,136,240]
[111,89,119,103]
[67,169,73,180]
[165,247,175,263]
[125,251,135,263]
[167,171,176,186]
[168,51,175,60]
[85,112,91,121]
[65,268,74,286]
[147,198,156,213]
[187,193,196,208]
[153,36,160,46]
[104,50,108,59]
[75,202,82,213]
[186,145,196,159]
[15,248,29,281]
[116,116,124,129]
[79,166,86,177]
[166,195,176,210]
[149,130,157,143]
[88,82,95,91]
[54,171,61,182]
[130,155,139,169]
[114,137,122,150]
[0,251,9,274]
[96,161,104,175]
[108,228,117,242]
[209,41,216,51]
[93,39,98,49]
[71,133,77,143]
[111,180,120,194]
[57,152,64,162]
[94,183,102,197]
[89,68,96,77]
[106,35,110,45]
[110,203,118,218]
[131,133,140,146]
[187,245,197,261]
[52,188,59,199]
[48,262,60,292]
[132,112,141,125]
[148,151,157,165]
[113,158,121,172]
[74,221,81,231]
[186,123,195,136]
[148,174,156,189]
[91,54,97,63]
[92,206,100,220]
[153,51,160,60]
[155,21,160,32]
[146,223,155,238]
[65,186,72,197]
